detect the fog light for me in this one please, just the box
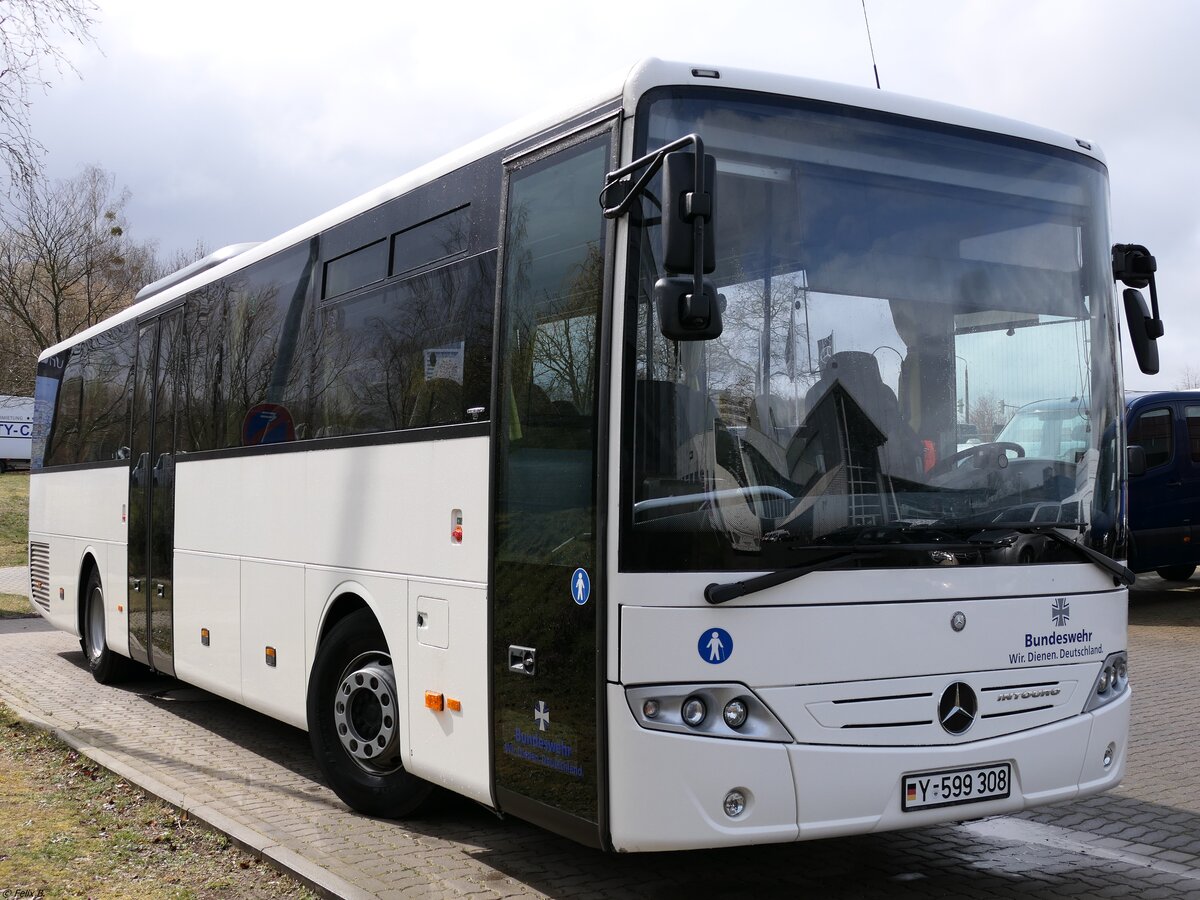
[723,699,748,729]
[723,789,746,818]
[642,698,660,719]
[1103,742,1115,768]
[682,696,707,728]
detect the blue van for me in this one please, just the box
[1126,390,1200,580]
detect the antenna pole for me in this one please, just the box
[861,0,881,89]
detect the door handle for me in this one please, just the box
[156,583,165,598]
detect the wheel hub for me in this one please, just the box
[87,586,105,662]
[332,657,400,771]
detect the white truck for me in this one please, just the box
[0,396,33,472]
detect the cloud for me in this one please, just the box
[25,0,1200,387]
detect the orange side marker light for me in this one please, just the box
[425,691,445,711]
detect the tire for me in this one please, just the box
[80,567,132,684]
[307,608,433,817]
[1155,564,1196,582]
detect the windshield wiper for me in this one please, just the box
[961,524,1132,586]
[704,550,878,605]
[1036,528,1128,585]
[704,525,1134,605]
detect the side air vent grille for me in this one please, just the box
[29,542,50,612]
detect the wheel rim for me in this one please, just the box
[86,584,105,663]
[332,652,402,774]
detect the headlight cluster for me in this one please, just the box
[627,684,792,741]
[1083,651,1129,713]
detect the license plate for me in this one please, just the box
[901,762,1011,811]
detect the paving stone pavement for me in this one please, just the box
[0,575,1198,898]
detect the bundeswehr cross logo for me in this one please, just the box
[1051,598,1070,627]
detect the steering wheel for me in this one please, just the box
[929,441,1026,478]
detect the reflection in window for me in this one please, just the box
[391,206,470,277]
[176,242,315,450]
[42,324,137,467]
[324,239,387,299]
[315,253,495,436]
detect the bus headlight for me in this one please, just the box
[1083,651,1129,713]
[681,696,707,727]
[625,684,792,741]
[722,699,748,729]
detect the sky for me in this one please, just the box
[26,0,1200,392]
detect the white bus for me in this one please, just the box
[28,59,1163,852]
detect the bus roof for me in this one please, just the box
[40,58,1105,361]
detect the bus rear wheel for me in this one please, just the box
[307,608,433,817]
[1156,564,1196,582]
[80,568,132,684]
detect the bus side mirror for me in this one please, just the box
[658,150,721,340]
[1122,288,1160,375]
[662,151,716,273]
[655,279,724,340]
[1127,444,1146,477]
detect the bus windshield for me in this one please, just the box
[622,90,1122,572]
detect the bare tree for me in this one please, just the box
[969,392,1008,439]
[0,165,155,393]
[1175,366,1200,391]
[0,0,97,185]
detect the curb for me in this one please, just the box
[1,692,370,900]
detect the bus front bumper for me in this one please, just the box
[605,684,1128,852]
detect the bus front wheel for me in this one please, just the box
[80,568,132,684]
[307,608,433,817]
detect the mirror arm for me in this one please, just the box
[601,133,704,219]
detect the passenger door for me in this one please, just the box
[491,124,614,846]
[127,309,183,675]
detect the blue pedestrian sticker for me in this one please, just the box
[570,568,591,606]
[698,628,733,664]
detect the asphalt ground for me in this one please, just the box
[0,568,1198,899]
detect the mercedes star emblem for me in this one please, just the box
[939,682,978,735]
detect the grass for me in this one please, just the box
[0,703,316,898]
[0,473,32,618]
[0,472,29,567]
[0,592,34,618]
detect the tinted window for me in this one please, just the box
[1187,405,1200,463]
[178,281,232,453]
[324,239,388,299]
[391,206,470,276]
[41,323,136,467]
[223,242,316,446]
[31,352,68,470]
[315,252,495,436]
[79,322,135,461]
[44,347,83,466]
[1130,407,1173,469]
